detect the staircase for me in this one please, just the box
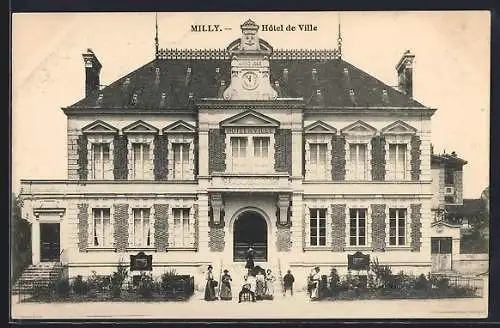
[12,262,64,295]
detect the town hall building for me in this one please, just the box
[19,19,438,290]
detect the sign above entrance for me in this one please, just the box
[226,127,274,135]
[347,251,370,271]
[130,252,153,271]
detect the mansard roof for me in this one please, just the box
[65,54,428,111]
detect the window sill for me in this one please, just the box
[86,247,116,252]
[385,246,412,251]
[126,247,157,252]
[303,246,331,251]
[166,247,197,251]
[344,246,373,252]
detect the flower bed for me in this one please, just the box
[313,259,482,301]
[23,265,195,303]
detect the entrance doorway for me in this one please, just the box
[40,223,60,262]
[431,237,452,272]
[233,211,267,262]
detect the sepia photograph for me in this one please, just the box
[11,11,490,320]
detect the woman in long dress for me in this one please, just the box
[219,269,232,300]
[265,269,276,299]
[204,265,217,301]
[310,266,321,300]
[255,269,266,300]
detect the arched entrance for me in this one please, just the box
[233,211,268,262]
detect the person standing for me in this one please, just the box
[255,269,266,300]
[204,265,217,301]
[219,269,232,300]
[310,266,321,301]
[265,269,276,299]
[245,247,255,275]
[283,269,295,297]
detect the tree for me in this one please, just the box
[11,193,31,282]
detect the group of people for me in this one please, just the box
[204,247,297,302]
[203,264,282,302]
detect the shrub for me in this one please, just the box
[110,261,128,298]
[161,268,177,292]
[370,258,393,289]
[72,275,88,295]
[137,272,154,298]
[415,274,429,291]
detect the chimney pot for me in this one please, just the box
[82,50,102,98]
[396,50,415,98]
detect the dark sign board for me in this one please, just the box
[130,252,152,271]
[347,251,370,271]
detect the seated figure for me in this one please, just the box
[238,275,256,303]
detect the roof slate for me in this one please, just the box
[66,57,427,110]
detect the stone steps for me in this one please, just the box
[12,263,63,295]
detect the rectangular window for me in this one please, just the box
[389,208,407,246]
[445,167,455,185]
[92,208,111,247]
[173,143,190,179]
[349,143,367,180]
[389,144,407,180]
[132,208,151,247]
[132,143,150,179]
[309,208,327,246]
[253,137,269,159]
[172,208,190,247]
[231,137,248,171]
[310,143,328,179]
[92,143,110,179]
[349,208,367,246]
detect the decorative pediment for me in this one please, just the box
[304,121,337,134]
[381,120,417,135]
[340,120,377,136]
[82,120,118,134]
[122,120,159,134]
[220,110,280,128]
[162,120,197,134]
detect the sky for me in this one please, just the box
[11,11,490,198]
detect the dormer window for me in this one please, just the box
[304,121,337,181]
[381,120,417,181]
[163,120,197,181]
[122,120,159,181]
[340,120,376,181]
[82,120,119,181]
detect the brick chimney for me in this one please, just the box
[395,50,415,98]
[82,49,102,97]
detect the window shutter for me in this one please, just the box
[331,135,346,180]
[113,135,128,180]
[370,136,386,181]
[208,129,226,174]
[331,204,346,251]
[410,204,422,251]
[77,135,88,180]
[153,204,169,252]
[274,129,292,174]
[410,135,422,181]
[77,203,89,252]
[154,135,168,180]
[113,204,129,252]
[371,204,386,251]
